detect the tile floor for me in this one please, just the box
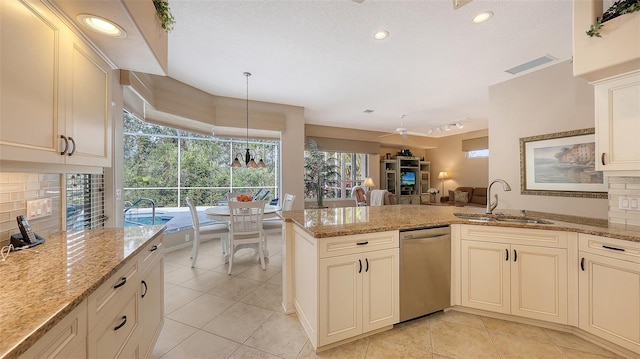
[153,235,625,359]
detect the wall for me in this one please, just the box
[0,173,61,246]
[425,129,489,198]
[489,60,608,219]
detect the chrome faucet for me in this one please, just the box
[486,179,512,214]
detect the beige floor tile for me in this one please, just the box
[481,316,551,343]
[430,319,499,359]
[212,276,262,301]
[365,338,432,359]
[297,338,369,359]
[180,270,231,292]
[167,293,235,328]
[213,259,257,276]
[369,318,431,352]
[560,347,627,359]
[239,264,282,282]
[164,265,209,285]
[241,282,284,311]
[198,238,226,255]
[192,252,229,270]
[245,312,308,359]
[164,285,204,314]
[229,345,282,359]
[429,310,486,330]
[267,271,283,286]
[543,328,619,358]
[202,302,275,342]
[265,253,283,267]
[160,330,239,359]
[163,261,184,275]
[490,332,565,359]
[150,318,198,359]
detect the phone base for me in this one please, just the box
[10,233,45,251]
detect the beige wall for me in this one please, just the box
[425,130,489,197]
[489,60,608,219]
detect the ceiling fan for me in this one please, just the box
[379,115,414,140]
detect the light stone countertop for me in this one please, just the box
[280,205,640,242]
[0,225,166,359]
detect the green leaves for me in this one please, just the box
[587,0,640,37]
[153,0,175,32]
[304,140,341,200]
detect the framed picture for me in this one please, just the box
[519,128,607,198]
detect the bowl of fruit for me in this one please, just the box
[236,194,253,202]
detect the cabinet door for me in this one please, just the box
[64,36,111,167]
[579,252,640,353]
[362,248,399,333]
[596,72,640,172]
[319,253,362,346]
[87,289,140,359]
[140,257,164,358]
[511,245,568,324]
[461,240,510,314]
[0,0,65,164]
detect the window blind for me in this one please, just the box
[461,136,489,152]
[66,172,106,230]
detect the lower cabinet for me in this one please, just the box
[294,228,399,350]
[319,248,398,346]
[459,225,568,324]
[87,289,140,358]
[139,256,164,358]
[579,234,640,354]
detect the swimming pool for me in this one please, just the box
[124,214,172,227]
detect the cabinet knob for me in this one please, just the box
[141,280,148,298]
[68,137,76,156]
[60,135,69,155]
[113,276,127,289]
[601,153,606,166]
[580,257,585,271]
[114,316,127,331]
[505,249,509,261]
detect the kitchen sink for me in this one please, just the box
[454,213,553,225]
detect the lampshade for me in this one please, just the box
[438,171,449,180]
[364,177,375,188]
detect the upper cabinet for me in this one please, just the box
[595,72,640,174]
[0,0,112,167]
[573,0,640,82]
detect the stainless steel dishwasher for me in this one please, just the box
[400,225,451,322]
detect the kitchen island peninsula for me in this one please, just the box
[279,205,640,355]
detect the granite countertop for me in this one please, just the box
[280,205,640,242]
[0,225,166,359]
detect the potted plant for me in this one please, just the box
[427,187,440,203]
[304,140,340,208]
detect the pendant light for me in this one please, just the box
[232,72,266,168]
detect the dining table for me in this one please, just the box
[204,204,281,258]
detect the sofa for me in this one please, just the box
[440,187,487,207]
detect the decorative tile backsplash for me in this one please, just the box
[0,173,61,247]
[608,176,640,227]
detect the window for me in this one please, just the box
[303,150,368,200]
[465,149,489,158]
[123,111,279,211]
[66,173,105,230]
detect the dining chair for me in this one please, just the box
[186,197,229,268]
[263,193,296,240]
[227,200,268,275]
[352,186,367,206]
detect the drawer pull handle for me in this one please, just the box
[141,280,148,298]
[580,257,585,271]
[114,316,127,331]
[505,249,509,261]
[365,258,369,272]
[113,277,127,289]
[150,245,158,252]
[356,241,369,246]
[358,259,362,273]
[513,249,517,262]
[68,137,76,156]
[602,245,625,252]
[601,153,606,166]
[60,135,69,155]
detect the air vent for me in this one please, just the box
[363,109,374,114]
[505,55,556,75]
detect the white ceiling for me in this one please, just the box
[166,0,573,138]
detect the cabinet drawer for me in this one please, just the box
[87,288,139,359]
[19,301,87,359]
[460,225,567,248]
[139,234,163,273]
[579,233,640,263]
[319,231,398,259]
[88,258,139,329]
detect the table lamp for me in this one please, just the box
[364,177,375,191]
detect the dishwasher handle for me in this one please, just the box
[401,234,450,242]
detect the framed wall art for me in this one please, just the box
[519,128,607,198]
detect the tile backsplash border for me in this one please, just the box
[0,172,62,247]
[608,176,640,227]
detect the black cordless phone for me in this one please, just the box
[16,215,36,244]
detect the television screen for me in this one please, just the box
[400,171,416,186]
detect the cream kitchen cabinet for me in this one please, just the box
[294,227,399,351]
[139,237,164,358]
[459,225,569,324]
[0,0,111,167]
[595,71,640,173]
[579,233,640,354]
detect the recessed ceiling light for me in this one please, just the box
[473,11,493,24]
[78,14,126,38]
[374,30,389,40]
